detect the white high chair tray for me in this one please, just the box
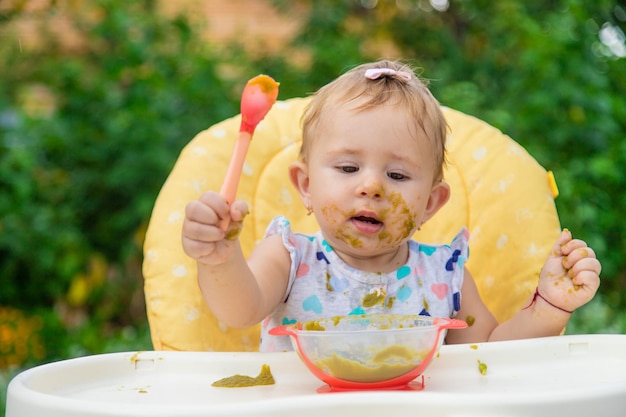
[7,334,626,417]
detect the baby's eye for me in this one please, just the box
[338,165,358,173]
[388,172,407,181]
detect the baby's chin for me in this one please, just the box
[331,238,410,272]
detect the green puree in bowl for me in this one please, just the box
[314,345,429,383]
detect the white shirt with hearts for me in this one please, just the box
[259,216,468,352]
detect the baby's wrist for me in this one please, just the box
[522,287,573,315]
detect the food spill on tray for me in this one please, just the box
[477,360,488,376]
[212,364,275,387]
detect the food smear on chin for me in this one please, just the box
[321,191,417,248]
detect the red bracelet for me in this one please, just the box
[522,287,573,314]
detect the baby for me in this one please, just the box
[182,60,601,351]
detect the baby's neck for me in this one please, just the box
[334,243,410,273]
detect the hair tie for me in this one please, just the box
[364,68,412,81]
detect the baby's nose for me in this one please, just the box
[358,177,385,199]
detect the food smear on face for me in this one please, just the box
[314,345,429,383]
[336,225,363,248]
[323,191,418,249]
[211,364,275,388]
[382,191,418,244]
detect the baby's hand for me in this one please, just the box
[538,229,601,313]
[181,191,248,265]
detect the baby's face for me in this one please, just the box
[305,102,440,270]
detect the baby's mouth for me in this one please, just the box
[353,215,381,225]
[351,214,384,234]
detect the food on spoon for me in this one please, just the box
[239,75,280,134]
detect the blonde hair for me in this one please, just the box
[301,60,447,182]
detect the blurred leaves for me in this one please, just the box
[0,307,46,369]
[1,0,238,310]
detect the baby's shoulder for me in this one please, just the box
[264,215,320,251]
[410,227,470,259]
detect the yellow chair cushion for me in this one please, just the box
[142,97,561,351]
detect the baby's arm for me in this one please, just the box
[447,229,601,343]
[182,191,291,328]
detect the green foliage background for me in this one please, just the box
[1,0,625,411]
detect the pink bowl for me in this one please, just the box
[269,314,466,392]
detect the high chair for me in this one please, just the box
[142,97,561,351]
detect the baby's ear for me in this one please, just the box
[423,180,451,223]
[288,161,310,202]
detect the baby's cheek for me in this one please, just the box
[381,192,418,245]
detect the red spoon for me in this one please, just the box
[219,75,279,229]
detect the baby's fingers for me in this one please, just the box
[562,245,596,269]
[183,216,225,242]
[568,257,602,284]
[551,229,572,257]
[571,269,601,290]
[229,200,250,223]
[197,191,231,221]
[185,200,218,226]
[182,237,216,259]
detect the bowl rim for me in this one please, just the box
[287,314,447,335]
